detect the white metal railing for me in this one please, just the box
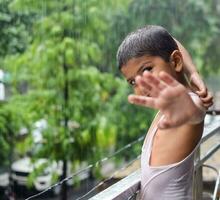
[90,115,220,200]
[193,116,220,200]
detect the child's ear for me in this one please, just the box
[170,50,183,72]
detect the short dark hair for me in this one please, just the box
[116,25,178,69]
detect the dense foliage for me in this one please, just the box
[1,0,152,179]
[107,0,220,75]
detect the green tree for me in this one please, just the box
[107,0,220,75]
[0,0,36,172]
[0,0,36,59]
[0,95,33,170]
[3,0,153,199]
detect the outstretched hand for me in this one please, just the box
[128,71,203,129]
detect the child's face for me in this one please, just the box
[121,54,180,95]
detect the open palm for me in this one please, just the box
[128,71,201,129]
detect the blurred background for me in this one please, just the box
[0,0,220,199]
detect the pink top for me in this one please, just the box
[140,93,204,200]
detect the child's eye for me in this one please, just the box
[129,79,135,86]
[143,66,153,72]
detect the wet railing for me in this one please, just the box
[90,114,220,200]
[193,115,220,200]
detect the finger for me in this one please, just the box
[203,103,213,109]
[195,86,207,97]
[190,77,207,97]
[136,76,153,97]
[203,100,214,108]
[201,98,213,106]
[141,72,166,97]
[136,76,152,90]
[139,72,160,96]
[138,79,159,97]
[143,71,165,90]
[128,94,157,109]
[158,71,178,87]
[200,93,213,103]
[200,94,213,109]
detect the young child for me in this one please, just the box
[117,25,206,199]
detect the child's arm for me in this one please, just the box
[128,71,205,129]
[174,39,199,81]
[174,39,213,108]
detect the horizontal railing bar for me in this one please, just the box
[201,122,220,143]
[77,156,140,200]
[89,170,140,200]
[206,110,220,115]
[195,143,220,169]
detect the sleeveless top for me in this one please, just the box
[140,93,204,200]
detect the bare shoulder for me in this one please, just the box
[150,119,204,167]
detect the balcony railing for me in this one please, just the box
[90,114,220,200]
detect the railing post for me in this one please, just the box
[193,147,203,200]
